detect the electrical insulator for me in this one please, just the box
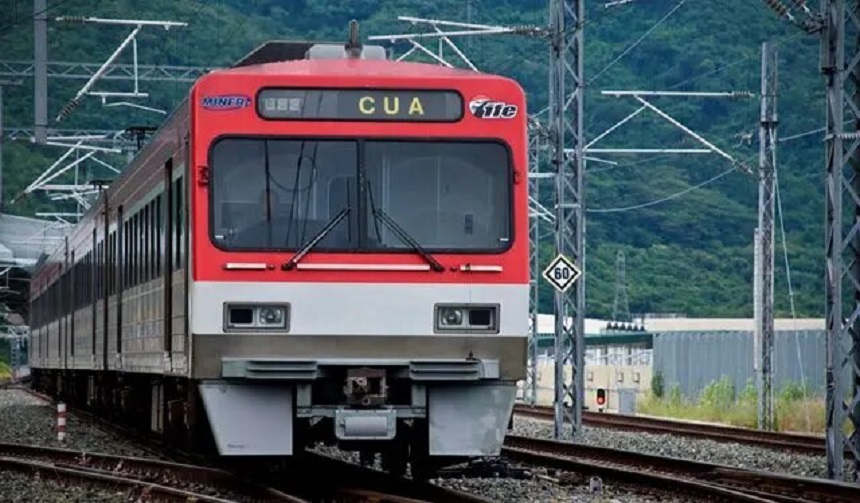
[762,0,789,18]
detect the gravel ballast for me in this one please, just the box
[0,388,150,457]
[431,471,695,503]
[513,415,835,479]
[0,388,157,502]
[313,443,697,502]
[0,470,131,503]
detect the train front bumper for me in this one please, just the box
[194,333,525,457]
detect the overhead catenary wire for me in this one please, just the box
[774,162,812,432]
[0,0,76,38]
[585,165,738,213]
[667,29,810,91]
[588,0,689,85]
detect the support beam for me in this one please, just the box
[0,60,211,82]
[756,41,777,432]
[822,0,860,482]
[550,0,585,439]
[527,123,543,405]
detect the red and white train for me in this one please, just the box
[28,37,528,476]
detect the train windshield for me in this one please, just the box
[209,138,512,253]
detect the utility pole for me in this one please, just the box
[612,250,631,322]
[549,0,585,439]
[34,0,48,144]
[756,41,777,432]
[761,0,860,482]
[821,0,860,481]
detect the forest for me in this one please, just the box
[0,0,828,318]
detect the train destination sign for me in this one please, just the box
[256,88,463,121]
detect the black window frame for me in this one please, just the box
[207,135,516,255]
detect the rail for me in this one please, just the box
[0,442,304,502]
[503,434,860,503]
[514,403,826,455]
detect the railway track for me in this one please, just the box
[514,403,827,455]
[0,441,302,502]
[503,434,860,503]
[6,385,488,503]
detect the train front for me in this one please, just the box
[189,46,528,473]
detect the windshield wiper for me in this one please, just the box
[372,208,444,272]
[282,207,351,271]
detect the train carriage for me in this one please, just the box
[29,36,529,477]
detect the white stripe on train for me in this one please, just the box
[189,281,528,336]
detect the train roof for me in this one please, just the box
[210,39,504,81]
[211,58,497,80]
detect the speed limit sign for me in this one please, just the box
[541,254,581,293]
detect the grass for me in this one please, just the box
[0,361,10,380]
[637,376,826,434]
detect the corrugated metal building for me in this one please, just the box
[533,315,830,399]
[652,329,829,398]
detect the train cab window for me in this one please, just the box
[209,138,510,253]
[364,141,511,252]
[210,138,357,251]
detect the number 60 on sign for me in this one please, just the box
[541,254,582,293]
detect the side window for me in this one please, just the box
[174,177,184,269]
[124,220,130,290]
[142,205,149,284]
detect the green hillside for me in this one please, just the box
[0,0,826,318]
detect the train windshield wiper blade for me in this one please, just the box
[282,207,351,271]
[372,208,444,272]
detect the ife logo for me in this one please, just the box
[468,95,518,119]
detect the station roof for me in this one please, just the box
[0,213,67,270]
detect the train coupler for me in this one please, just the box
[343,367,387,407]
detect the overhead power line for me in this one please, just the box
[586,166,737,213]
[589,0,689,85]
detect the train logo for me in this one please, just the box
[469,95,518,119]
[201,94,252,110]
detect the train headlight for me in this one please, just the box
[258,306,285,327]
[224,303,289,331]
[435,304,499,334]
[440,308,464,326]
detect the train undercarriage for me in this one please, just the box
[31,365,516,479]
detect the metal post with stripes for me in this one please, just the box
[56,402,66,442]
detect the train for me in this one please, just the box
[28,31,529,478]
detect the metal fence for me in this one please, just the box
[652,330,832,398]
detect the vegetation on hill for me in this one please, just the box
[0,0,829,318]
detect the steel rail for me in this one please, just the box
[504,434,860,503]
[514,403,827,455]
[0,455,239,503]
[0,442,304,502]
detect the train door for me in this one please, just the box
[115,205,124,369]
[163,157,173,368]
[70,250,75,368]
[61,236,69,371]
[93,219,99,369]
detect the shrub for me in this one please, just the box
[651,370,665,399]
